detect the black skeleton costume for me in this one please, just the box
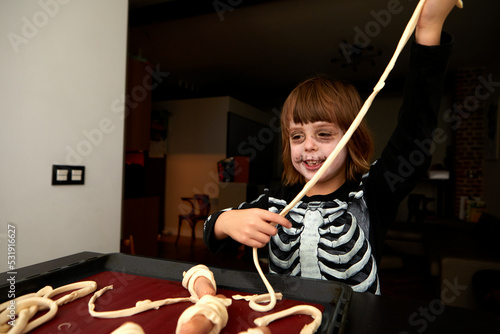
[204,33,453,294]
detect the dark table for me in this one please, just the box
[345,287,500,333]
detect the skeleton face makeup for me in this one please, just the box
[289,121,347,194]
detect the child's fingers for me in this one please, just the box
[215,208,292,248]
[248,237,270,249]
[259,210,292,229]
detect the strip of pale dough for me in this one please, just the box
[5,308,31,334]
[232,292,283,311]
[253,305,322,334]
[182,264,217,302]
[45,281,97,306]
[0,282,95,332]
[250,0,463,312]
[110,322,146,334]
[88,285,192,318]
[0,285,53,325]
[249,247,279,312]
[0,286,54,332]
[175,295,232,334]
[6,297,58,334]
[0,294,38,329]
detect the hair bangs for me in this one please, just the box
[283,79,339,128]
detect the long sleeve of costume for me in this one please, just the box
[365,32,453,260]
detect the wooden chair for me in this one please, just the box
[176,194,211,245]
[121,235,136,255]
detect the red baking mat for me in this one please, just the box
[28,271,324,333]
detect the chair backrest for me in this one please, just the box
[193,194,210,216]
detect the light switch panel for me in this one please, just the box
[52,165,85,185]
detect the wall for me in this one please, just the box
[155,97,228,238]
[452,67,487,219]
[483,158,500,218]
[153,97,273,237]
[0,0,128,272]
[477,95,500,218]
[451,68,500,220]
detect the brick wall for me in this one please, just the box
[452,67,486,217]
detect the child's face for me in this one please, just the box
[289,120,347,192]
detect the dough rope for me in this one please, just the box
[0,282,95,334]
[45,281,97,306]
[249,247,280,312]
[3,296,59,334]
[253,305,322,334]
[0,293,41,330]
[232,292,283,311]
[175,294,232,334]
[88,285,192,318]
[0,285,53,323]
[182,264,217,302]
[250,0,463,313]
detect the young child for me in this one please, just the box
[204,0,457,294]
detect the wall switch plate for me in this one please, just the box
[52,165,85,185]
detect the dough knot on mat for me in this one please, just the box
[0,296,59,334]
[0,281,97,334]
[232,292,283,312]
[175,295,232,334]
[182,264,217,302]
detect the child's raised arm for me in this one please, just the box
[416,0,461,46]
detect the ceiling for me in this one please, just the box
[128,0,500,110]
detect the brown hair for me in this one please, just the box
[281,76,374,185]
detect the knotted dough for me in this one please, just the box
[182,264,217,302]
[175,295,232,334]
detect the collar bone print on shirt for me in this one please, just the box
[268,195,379,293]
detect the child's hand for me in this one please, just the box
[416,0,459,46]
[214,208,292,248]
